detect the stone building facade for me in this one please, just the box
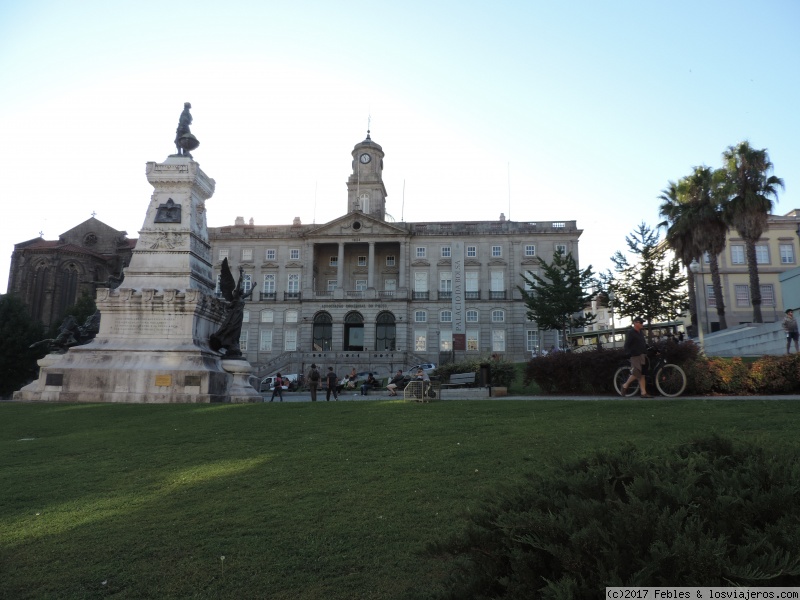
[7,217,135,328]
[208,133,584,377]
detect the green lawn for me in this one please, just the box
[1,399,797,599]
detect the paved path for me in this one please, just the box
[260,392,800,402]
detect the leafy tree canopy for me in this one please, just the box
[0,294,46,397]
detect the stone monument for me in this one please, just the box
[15,104,260,403]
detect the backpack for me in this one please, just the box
[310,369,320,382]
[275,376,282,387]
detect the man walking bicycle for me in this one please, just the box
[620,317,652,398]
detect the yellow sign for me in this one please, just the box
[155,375,172,387]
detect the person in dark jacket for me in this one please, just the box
[620,317,652,397]
[325,367,339,401]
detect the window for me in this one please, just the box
[755,245,770,264]
[357,256,367,266]
[265,249,276,261]
[466,309,479,323]
[440,272,452,293]
[761,284,775,307]
[415,311,427,323]
[260,310,274,323]
[441,246,451,258]
[285,310,298,323]
[239,330,248,352]
[467,330,479,351]
[526,330,539,353]
[466,245,477,257]
[555,244,567,255]
[466,271,479,298]
[219,249,229,261]
[491,310,505,322]
[706,284,716,308]
[524,244,536,257]
[243,310,250,323]
[491,245,502,257]
[287,274,300,294]
[440,310,452,323]
[414,272,428,292]
[242,274,252,295]
[355,279,367,291]
[490,271,505,298]
[329,256,338,266]
[284,329,297,352]
[327,279,337,292]
[731,245,745,265]
[313,312,333,351]
[440,330,453,351]
[215,274,221,296]
[259,329,273,351]
[386,255,396,266]
[241,248,253,261]
[415,330,427,352]
[703,251,710,264]
[735,284,750,307]
[263,274,275,295]
[492,330,506,352]
[416,246,426,259]
[289,248,300,260]
[780,244,795,264]
[359,192,370,213]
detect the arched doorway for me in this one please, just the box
[312,312,333,351]
[375,311,396,350]
[344,311,364,351]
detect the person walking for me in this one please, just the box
[783,309,799,354]
[308,364,320,401]
[620,317,652,398]
[269,373,284,402]
[325,367,339,401]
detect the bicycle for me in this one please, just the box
[613,346,687,397]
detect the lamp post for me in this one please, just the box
[690,259,705,352]
[608,290,616,349]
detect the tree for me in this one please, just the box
[660,167,730,331]
[722,141,785,323]
[518,250,598,348]
[603,223,687,337]
[0,294,47,398]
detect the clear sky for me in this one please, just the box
[1,0,798,294]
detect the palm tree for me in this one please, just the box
[678,166,729,331]
[659,181,700,333]
[722,141,785,323]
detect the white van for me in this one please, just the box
[259,374,298,392]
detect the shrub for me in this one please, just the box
[524,348,632,394]
[747,354,800,395]
[425,436,800,598]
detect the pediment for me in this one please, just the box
[285,262,303,269]
[306,212,408,238]
[488,258,507,267]
[465,259,482,266]
[521,257,539,265]
[411,259,430,267]
[437,258,452,266]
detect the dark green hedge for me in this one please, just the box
[424,436,800,598]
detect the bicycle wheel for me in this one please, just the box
[614,366,639,396]
[655,363,687,397]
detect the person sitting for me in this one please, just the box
[386,370,405,396]
[360,373,377,396]
[344,368,358,390]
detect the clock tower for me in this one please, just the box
[347,131,387,221]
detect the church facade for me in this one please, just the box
[7,218,134,329]
[208,133,583,377]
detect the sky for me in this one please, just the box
[1,0,798,294]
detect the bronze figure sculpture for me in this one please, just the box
[209,258,253,358]
[174,102,200,157]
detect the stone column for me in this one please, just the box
[337,242,345,289]
[399,241,406,291]
[368,241,375,289]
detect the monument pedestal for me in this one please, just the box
[15,154,258,403]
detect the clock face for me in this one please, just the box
[359,153,371,164]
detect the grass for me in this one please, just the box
[1,399,798,599]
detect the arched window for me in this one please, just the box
[344,311,364,351]
[375,311,396,351]
[466,309,479,323]
[313,312,333,351]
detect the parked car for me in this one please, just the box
[259,374,298,392]
[405,363,436,378]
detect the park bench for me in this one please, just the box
[442,372,477,388]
